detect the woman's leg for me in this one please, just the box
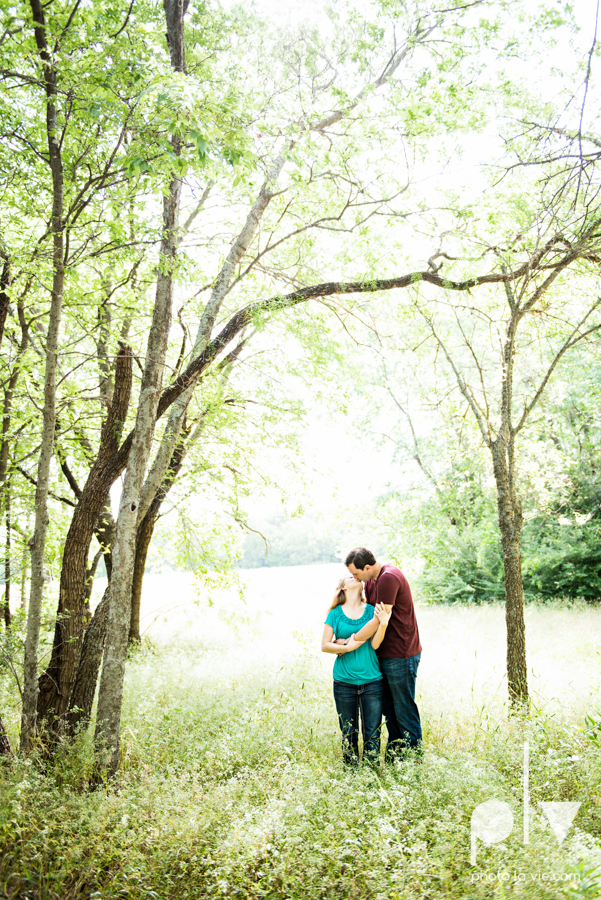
[333,680,360,765]
[358,679,383,764]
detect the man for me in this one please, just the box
[347,546,422,756]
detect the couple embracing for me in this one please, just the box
[322,547,422,766]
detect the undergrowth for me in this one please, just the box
[1,635,601,899]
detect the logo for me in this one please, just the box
[470,742,581,864]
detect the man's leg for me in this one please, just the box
[333,680,360,765]
[379,654,422,755]
[358,679,383,764]
[381,671,403,747]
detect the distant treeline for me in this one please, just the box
[236,516,344,569]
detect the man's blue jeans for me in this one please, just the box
[333,679,383,765]
[380,653,422,753]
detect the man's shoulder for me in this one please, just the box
[379,563,405,584]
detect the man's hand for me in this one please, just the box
[374,603,391,626]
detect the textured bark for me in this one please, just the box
[21,0,65,752]
[67,588,109,731]
[163,0,189,71]
[94,0,187,776]
[36,346,132,727]
[492,432,528,706]
[20,548,28,614]
[130,437,187,643]
[84,549,104,606]
[136,395,189,523]
[128,507,154,645]
[94,501,116,580]
[0,253,10,351]
[0,713,13,757]
[3,491,11,627]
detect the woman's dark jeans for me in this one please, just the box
[380,653,422,754]
[333,678,383,765]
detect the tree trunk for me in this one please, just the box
[0,252,10,351]
[94,0,187,777]
[129,436,187,643]
[21,0,65,752]
[66,502,116,732]
[491,433,528,707]
[128,507,154,645]
[67,588,110,731]
[20,543,28,614]
[3,490,11,627]
[36,346,132,728]
[95,498,116,581]
[84,549,104,607]
[0,713,13,758]
[0,297,31,495]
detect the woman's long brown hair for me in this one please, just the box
[327,578,347,613]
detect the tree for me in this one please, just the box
[369,215,601,706]
[20,0,68,751]
[93,0,190,775]
[22,0,493,754]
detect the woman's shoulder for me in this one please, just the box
[325,604,342,623]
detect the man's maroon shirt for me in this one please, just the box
[364,563,422,659]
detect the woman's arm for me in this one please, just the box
[371,606,391,649]
[321,624,365,655]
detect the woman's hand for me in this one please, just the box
[344,633,365,652]
[322,625,364,655]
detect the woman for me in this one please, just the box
[322,575,390,765]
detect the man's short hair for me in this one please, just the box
[345,547,376,570]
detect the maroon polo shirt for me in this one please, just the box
[364,563,422,659]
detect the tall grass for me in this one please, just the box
[1,566,601,899]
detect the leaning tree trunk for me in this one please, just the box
[3,489,11,627]
[128,506,155,645]
[0,251,10,351]
[21,0,65,752]
[36,347,132,728]
[66,504,116,732]
[67,588,110,731]
[129,435,187,643]
[94,0,187,777]
[0,713,13,757]
[491,431,528,707]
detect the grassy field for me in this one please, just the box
[1,562,601,899]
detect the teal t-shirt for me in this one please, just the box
[325,604,382,685]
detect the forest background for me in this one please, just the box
[1,0,601,896]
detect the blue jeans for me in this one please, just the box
[380,653,422,753]
[333,679,383,765]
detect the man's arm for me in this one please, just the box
[371,606,391,649]
[353,602,388,642]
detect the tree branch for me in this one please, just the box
[514,299,601,433]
